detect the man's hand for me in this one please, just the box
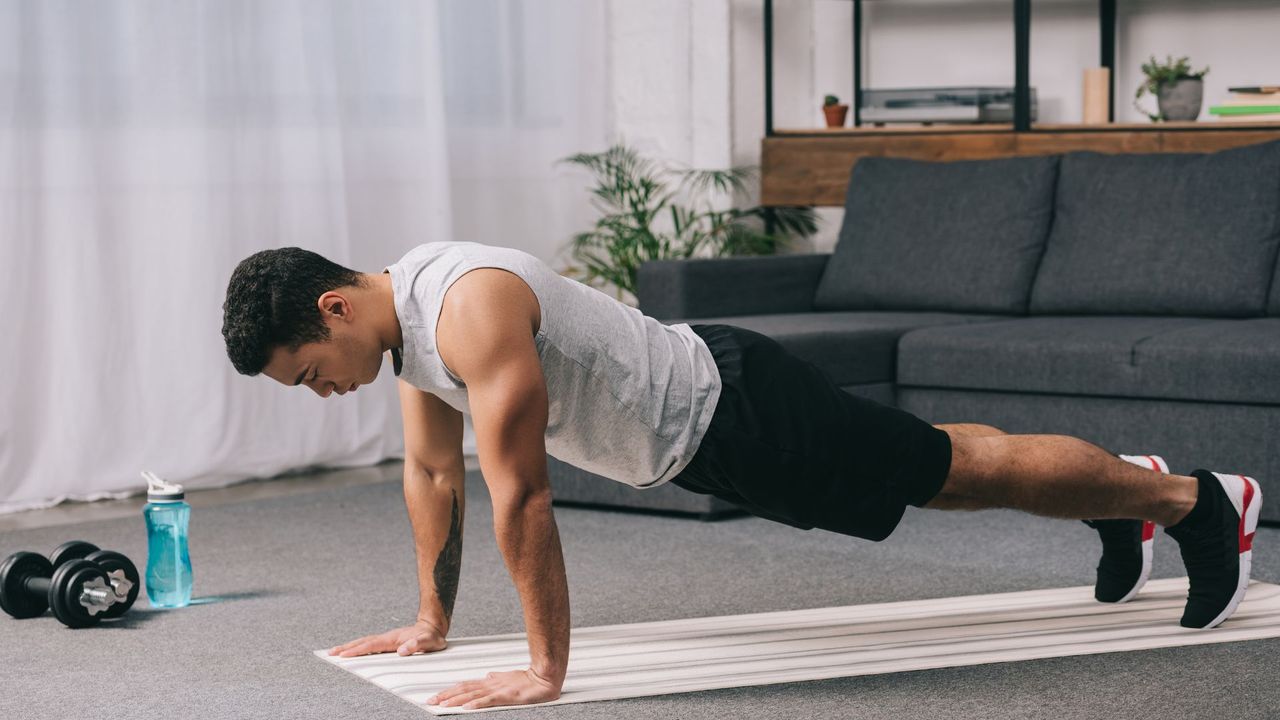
[426,667,562,710]
[327,619,447,658]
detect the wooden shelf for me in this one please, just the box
[1037,121,1280,131]
[774,124,1014,136]
[773,121,1280,136]
[762,125,1280,207]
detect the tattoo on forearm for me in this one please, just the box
[433,489,463,624]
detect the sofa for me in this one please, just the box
[547,138,1280,524]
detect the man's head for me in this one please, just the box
[222,247,387,397]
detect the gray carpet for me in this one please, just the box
[3,470,1278,719]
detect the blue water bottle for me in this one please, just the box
[142,471,194,608]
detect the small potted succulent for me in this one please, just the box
[822,94,849,128]
[1134,55,1209,122]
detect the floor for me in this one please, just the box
[3,465,1279,718]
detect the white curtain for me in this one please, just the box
[439,0,608,265]
[0,0,453,513]
[0,0,612,513]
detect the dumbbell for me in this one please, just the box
[48,540,141,618]
[0,547,140,628]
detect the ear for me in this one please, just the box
[317,291,351,321]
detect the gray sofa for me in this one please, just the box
[548,139,1280,524]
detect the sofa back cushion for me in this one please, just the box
[1029,140,1280,317]
[812,154,1059,315]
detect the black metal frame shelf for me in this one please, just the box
[763,0,1119,136]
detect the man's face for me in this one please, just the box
[261,293,384,398]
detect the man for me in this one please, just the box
[222,241,1261,711]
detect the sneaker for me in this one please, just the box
[1081,454,1167,603]
[1164,469,1262,629]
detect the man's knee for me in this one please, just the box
[923,431,998,510]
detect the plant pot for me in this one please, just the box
[1157,78,1203,121]
[822,104,849,128]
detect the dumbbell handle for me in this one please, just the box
[24,575,52,596]
[24,575,119,611]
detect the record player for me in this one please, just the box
[860,86,1038,124]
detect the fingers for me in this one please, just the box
[463,696,498,710]
[426,680,482,705]
[398,630,447,656]
[397,636,424,656]
[329,632,393,658]
[449,690,488,708]
[329,639,362,657]
[336,640,382,658]
[328,636,371,656]
[427,680,514,710]
[329,625,447,659]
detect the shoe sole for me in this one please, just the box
[1111,454,1167,603]
[1200,471,1262,630]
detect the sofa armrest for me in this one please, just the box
[636,253,831,320]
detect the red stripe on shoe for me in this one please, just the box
[1139,457,1159,542]
[1239,474,1255,552]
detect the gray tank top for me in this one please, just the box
[384,241,722,488]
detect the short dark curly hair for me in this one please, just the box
[221,247,367,376]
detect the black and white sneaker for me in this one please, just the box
[1164,469,1262,629]
[1081,454,1166,603]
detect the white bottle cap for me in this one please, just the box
[142,471,186,502]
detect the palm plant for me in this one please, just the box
[560,144,818,301]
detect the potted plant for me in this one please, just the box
[559,144,819,303]
[822,94,849,128]
[1134,55,1209,122]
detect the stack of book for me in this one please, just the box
[1209,86,1280,121]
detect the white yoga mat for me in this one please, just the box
[315,577,1280,715]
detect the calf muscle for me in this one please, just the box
[924,427,1197,526]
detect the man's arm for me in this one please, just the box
[439,270,570,692]
[331,380,467,659]
[398,379,468,637]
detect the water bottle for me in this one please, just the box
[142,471,194,608]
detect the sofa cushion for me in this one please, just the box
[1134,319,1280,404]
[812,154,1059,315]
[1270,256,1280,316]
[668,311,1007,386]
[1030,140,1280,317]
[897,316,1280,405]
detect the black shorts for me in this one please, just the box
[671,323,953,541]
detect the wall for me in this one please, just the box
[609,0,734,171]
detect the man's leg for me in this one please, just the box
[925,423,1262,630]
[924,423,1195,527]
[933,422,1161,604]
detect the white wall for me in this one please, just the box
[608,0,734,170]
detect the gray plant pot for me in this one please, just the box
[1157,78,1203,121]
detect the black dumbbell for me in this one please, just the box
[0,553,122,628]
[49,539,100,568]
[48,541,140,618]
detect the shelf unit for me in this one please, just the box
[761,0,1280,206]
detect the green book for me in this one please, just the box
[1209,104,1280,115]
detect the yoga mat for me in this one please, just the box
[314,577,1280,715]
